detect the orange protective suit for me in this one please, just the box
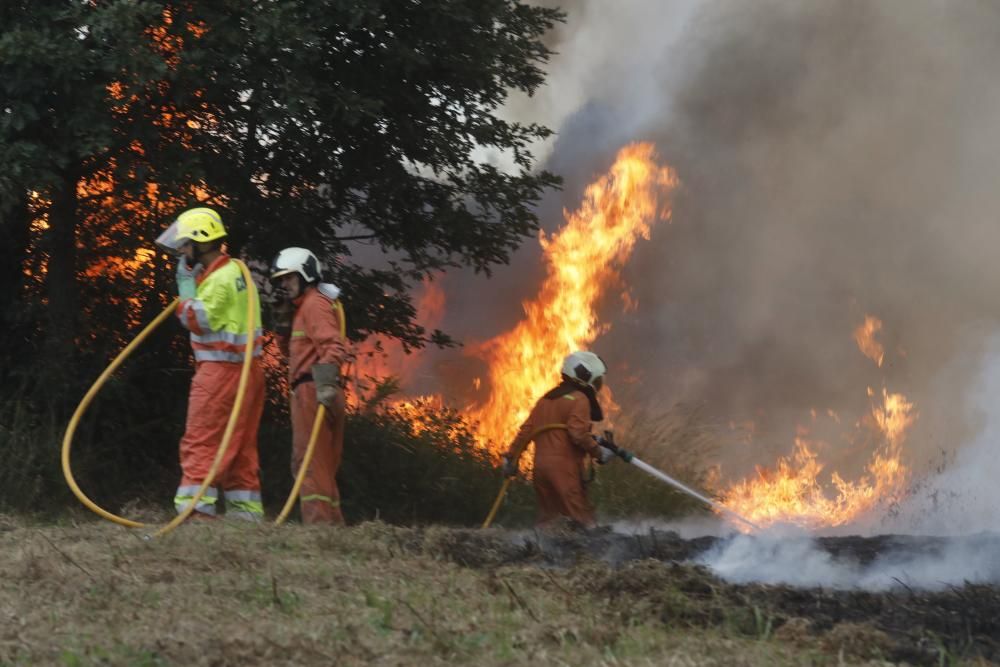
[279,285,348,525]
[175,254,265,520]
[505,387,602,528]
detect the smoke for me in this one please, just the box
[608,0,1000,482]
[613,517,738,540]
[883,334,1000,534]
[700,531,1000,590]
[416,1,1000,529]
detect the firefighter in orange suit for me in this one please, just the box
[270,247,348,525]
[501,351,615,528]
[168,207,265,520]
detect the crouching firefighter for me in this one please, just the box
[270,247,348,525]
[167,207,266,521]
[501,351,616,529]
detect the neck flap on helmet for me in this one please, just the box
[543,378,604,422]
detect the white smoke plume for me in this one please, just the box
[885,334,1000,535]
[700,531,1000,591]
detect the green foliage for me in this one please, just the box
[0,1,563,515]
[0,0,563,369]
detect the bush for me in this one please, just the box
[1,361,717,529]
[339,400,535,526]
[0,393,65,514]
[0,362,192,517]
[0,374,533,527]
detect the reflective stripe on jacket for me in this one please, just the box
[177,255,263,362]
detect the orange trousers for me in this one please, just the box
[291,381,346,525]
[176,361,265,519]
[533,455,596,528]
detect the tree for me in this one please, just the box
[0,0,562,510]
[170,0,563,344]
[3,0,562,359]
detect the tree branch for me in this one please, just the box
[335,233,378,242]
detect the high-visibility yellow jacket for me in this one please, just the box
[177,254,263,363]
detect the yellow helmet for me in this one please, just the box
[175,207,227,243]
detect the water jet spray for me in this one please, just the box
[600,431,760,532]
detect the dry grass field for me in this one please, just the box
[0,516,992,666]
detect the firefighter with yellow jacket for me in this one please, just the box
[169,207,265,520]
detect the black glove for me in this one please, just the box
[597,430,636,463]
[596,430,616,451]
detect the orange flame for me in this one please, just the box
[720,318,916,530]
[347,278,446,406]
[854,315,885,368]
[466,143,678,450]
[390,395,449,436]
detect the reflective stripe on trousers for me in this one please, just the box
[301,494,340,508]
[174,485,219,515]
[225,489,263,520]
[177,362,265,516]
[291,381,346,525]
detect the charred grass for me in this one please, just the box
[0,517,994,666]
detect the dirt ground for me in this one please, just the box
[0,516,996,666]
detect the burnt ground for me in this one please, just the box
[405,525,1000,665]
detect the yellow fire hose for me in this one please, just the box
[481,423,568,528]
[274,405,325,525]
[61,259,257,537]
[274,299,346,526]
[61,299,180,529]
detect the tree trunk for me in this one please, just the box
[0,193,32,385]
[0,193,30,322]
[45,167,80,389]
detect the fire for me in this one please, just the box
[390,395,448,435]
[854,315,885,367]
[466,143,678,450]
[354,144,677,449]
[346,278,446,406]
[720,318,916,530]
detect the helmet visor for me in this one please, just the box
[155,220,187,255]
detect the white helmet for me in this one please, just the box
[271,247,323,284]
[561,351,607,391]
